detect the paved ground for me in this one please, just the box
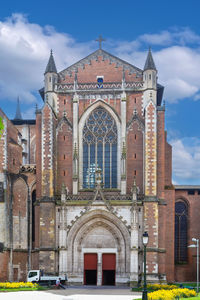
[0,287,142,300]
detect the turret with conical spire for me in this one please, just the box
[44,50,58,112]
[44,49,57,74]
[144,48,156,71]
[143,48,157,92]
[14,97,22,120]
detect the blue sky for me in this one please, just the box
[0,0,200,184]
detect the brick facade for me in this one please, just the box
[0,48,199,284]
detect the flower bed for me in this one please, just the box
[147,284,178,291]
[148,288,197,299]
[0,282,39,289]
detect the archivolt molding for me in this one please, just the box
[175,197,190,209]
[76,219,123,250]
[29,181,36,194]
[67,209,130,274]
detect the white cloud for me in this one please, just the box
[154,46,200,102]
[170,138,200,183]
[138,28,200,46]
[0,15,200,106]
[0,13,93,104]
[113,43,200,103]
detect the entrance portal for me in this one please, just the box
[102,253,116,285]
[84,253,97,285]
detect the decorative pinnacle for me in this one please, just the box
[95,35,106,50]
[73,143,78,159]
[131,176,138,202]
[123,68,125,80]
[121,142,126,159]
[95,168,102,189]
[74,70,78,91]
[45,49,57,74]
[133,176,136,188]
[14,97,22,120]
[144,47,156,71]
[35,103,38,113]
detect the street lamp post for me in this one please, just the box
[188,238,199,293]
[142,232,149,300]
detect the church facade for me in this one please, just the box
[0,45,199,285]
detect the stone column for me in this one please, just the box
[59,188,68,275]
[130,180,139,285]
[97,252,102,286]
[73,93,79,194]
[130,208,139,284]
[121,91,127,194]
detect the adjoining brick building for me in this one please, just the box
[0,46,199,285]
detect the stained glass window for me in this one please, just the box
[83,107,117,188]
[175,201,188,263]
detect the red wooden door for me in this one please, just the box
[84,253,97,285]
[102,253,116,270]
[102,253,116,285]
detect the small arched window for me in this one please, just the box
[175,201,188,263]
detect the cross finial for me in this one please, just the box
[95,35,106,49]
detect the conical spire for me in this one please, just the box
[144,48,156,71]
[44,49,57,74]
[14,97,22,120]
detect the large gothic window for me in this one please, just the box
[175,201,188,263]
[83,107,117,188]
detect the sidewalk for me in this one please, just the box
[0,289,142,300]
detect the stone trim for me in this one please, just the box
[38,196,55,203]
[146,247,166,253]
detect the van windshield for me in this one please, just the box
[28,271,38,278]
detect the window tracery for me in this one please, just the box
[175,201,188,263]
[83,107,117,188]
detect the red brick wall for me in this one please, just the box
[165,138,172,187]
[13,251,28,281]
[165,189,175,282]
[13,179,27,217]
[0,252,9,281]
[57,121,73,193]
[158,204,166,276]
[174,190,200,282]
[36,112,42,199]
[61,58,142,84]
[0,111,22,174]
[127,122,143,193]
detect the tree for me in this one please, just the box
[0,117,4,138]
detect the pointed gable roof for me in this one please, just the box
[45,50,57,74]
[144,48,157,71]
[59,49,143,78]
[14,97,22,120]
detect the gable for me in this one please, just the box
[59,49,143,83]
